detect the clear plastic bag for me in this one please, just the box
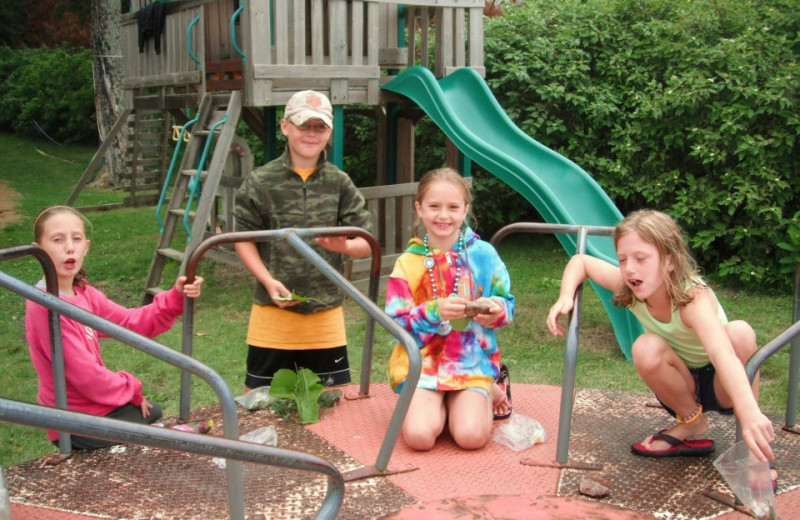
[713,441,775,519]
[235,386,276,411]
[212,426,278,469]
[492,413,546,451]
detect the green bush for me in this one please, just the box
[0,46,95,143]
[484,0,800,290]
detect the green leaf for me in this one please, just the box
[274,290,330,308]
[268,368,325,424]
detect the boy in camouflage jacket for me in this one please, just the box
[234,90,373,390]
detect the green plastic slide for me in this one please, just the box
[382,66,642,359]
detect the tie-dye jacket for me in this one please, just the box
[385,228,515,394]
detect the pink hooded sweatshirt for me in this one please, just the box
[25,282,184,440]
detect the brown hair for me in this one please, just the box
[612,209,703,309]
[411,167,476,237]
[33,205,91,287]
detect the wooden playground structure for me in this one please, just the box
[67,0,486,298]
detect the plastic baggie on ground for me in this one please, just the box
[492,413,546,451]
[212,426,279,469]
[713,440,775,519]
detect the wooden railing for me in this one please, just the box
[345,181,418,290]
[122,0,484,107]
[121,0,206,106]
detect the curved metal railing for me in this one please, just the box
[0,245,345,519]
[182,227,422,476]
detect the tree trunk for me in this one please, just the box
[90,0,127,186]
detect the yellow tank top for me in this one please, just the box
[628,287,728,368]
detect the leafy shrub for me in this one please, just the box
[483,0,800,290]
[0,46,95,142]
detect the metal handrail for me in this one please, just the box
[0,398,344,520]
[0,245,71,452]
[183,227,422,473]
[231,0,246,64]
[187,13,202,68]
[157,114,200,232]
[184,113,229,237]
[491,222,615,465]
[0,245,345,519]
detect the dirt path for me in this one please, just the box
[0,180,23,229]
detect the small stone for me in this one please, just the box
[464,299,495,317]
[579,475,611,498]
[247,515,267,520]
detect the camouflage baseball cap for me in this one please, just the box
[284,90,333,128]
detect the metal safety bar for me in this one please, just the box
[0,245,344,519]
[0,398,344,520]
[742,264,800,435]
[491,222,615,466]
[182,228,422,475]
[0,245,71,453]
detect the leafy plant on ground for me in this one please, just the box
[268,368,325,424]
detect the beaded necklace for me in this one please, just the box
[423,231,465,299]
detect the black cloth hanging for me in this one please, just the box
[138,3,166,55]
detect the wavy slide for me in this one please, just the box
[382,66,642,359]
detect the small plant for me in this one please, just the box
[268,368,325,424]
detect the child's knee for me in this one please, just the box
[402,419,441,451]
[402,427,437,451]
[726,320,757,359]
[631,333,668,369]
[451,426,490,450]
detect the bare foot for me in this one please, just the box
[638,413,710,451]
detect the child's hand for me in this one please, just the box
[265,279,300,308]
[546,296,574,337]
[175,276,204,299]
[472,298,502,327]
[438,296,468,321]
[741,410,775,462]
[316,236,348,253]
[140,399,154,419]
[316,236,371,258]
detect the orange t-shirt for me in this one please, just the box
[246,304,346,350]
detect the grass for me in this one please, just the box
[0,132,796,469]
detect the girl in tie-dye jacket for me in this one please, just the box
[384,168,514,451]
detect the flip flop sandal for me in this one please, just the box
[493,363,512,420]
[631,431,715,458]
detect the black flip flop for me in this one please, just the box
[631,431,715,457]
[493,363,512,420]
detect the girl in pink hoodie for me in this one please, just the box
[25,206,204,450]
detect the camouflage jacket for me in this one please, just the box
[234,147,372,313]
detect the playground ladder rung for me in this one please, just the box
[181,169,208,178]
[192,128,222,137]
[168,208,196,219]
[157,248,185,262]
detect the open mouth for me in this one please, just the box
[628,279,642,288]
[64,259,76,269]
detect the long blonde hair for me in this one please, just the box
[411,167,476,237]
[33,205,91,287]
[612,210,703,309]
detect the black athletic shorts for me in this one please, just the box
[657,364,734,417]
[245,344,351,389]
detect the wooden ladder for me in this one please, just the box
[126,109,172,207]
[142,90,242,302]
